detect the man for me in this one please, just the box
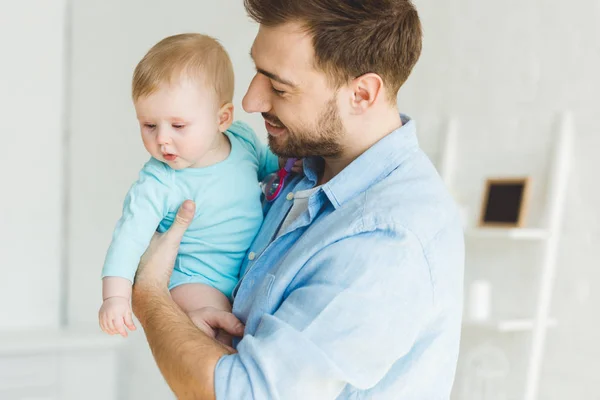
[132,0,465,399]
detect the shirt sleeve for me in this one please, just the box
[101,159,173,283]
[228,120,280,181]
[214,228,434,399]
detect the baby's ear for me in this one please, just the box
[218,103,234,132]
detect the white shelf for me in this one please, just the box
[464,317,558,333]
[465,227,550,241]
[0,329,124,355]
[442,112,573,400]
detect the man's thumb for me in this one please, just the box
[212,310,245,337]
[168,200,195,242]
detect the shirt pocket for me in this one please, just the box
[244,273,276,333]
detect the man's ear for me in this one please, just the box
[217,103,234,132]
[348,73,383,114]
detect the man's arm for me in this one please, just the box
[133,286,227,400]
[132,200,244,400]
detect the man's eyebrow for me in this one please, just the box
[249,49,297,88]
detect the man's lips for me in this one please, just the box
[264,119,287,137]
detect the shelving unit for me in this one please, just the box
[440,112,573,400]
[0,329,123,355]
[0,329,122,399]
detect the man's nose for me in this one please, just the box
[242,74,271,114]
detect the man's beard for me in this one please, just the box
[264,96,345,159]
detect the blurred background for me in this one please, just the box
[0,0,598,399]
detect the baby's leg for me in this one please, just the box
[171,283,231,314]
[170,283,233,345]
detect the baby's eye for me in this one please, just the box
[144,123,156,129]
[172,124,185,129]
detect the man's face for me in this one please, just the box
[243,23,346,159]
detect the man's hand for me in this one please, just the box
[134,200,196,294]
[188,307,245,351]
[130,200,242,399]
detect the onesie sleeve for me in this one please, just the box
[101,158,173,283]
[228,120,280,181]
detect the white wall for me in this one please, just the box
[67,1,259,398]
[403,1,600,399]
[66,1,600,399]
[0,1,66,329]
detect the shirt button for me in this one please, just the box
[248,252,256,261]
[286,192,294,201]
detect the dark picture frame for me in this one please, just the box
[479,177,531,228]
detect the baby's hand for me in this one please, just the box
[278,157,304,174]
[290,158,303,174]
[98,297,137,338]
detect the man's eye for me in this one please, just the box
[271,86,285,96]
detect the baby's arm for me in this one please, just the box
[257,139,303,176]
[259,147,281,180]
[228,120,280,180]
[99,159,172,337]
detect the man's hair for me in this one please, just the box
[132,33,234,105]
[244,0,422,102]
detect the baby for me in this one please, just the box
[98,33,280,340]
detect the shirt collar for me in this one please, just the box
[303,114,419,209]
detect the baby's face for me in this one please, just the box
[134,79,222,169]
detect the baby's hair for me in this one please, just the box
[132,33,234,105]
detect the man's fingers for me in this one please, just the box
[209,310,245,337]
[190,318,217,339]
[215,331,236,353]
[166,200,195,245]
[134,201,194,293]
[215,330,233,347]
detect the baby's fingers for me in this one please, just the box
[125,311,136,331]
[292,159,303,174]
[99,314,108,334]
[105,315,117,335]
[100,312,114,335]
[113,317,128,338]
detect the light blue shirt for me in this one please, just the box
[215,115,465,399]
[101,121,279,297]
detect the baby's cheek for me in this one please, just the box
[141,138,158,155]
[184,138,208,158]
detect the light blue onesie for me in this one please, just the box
[101,121,279,298]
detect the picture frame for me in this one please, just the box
[479,177,531,228]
